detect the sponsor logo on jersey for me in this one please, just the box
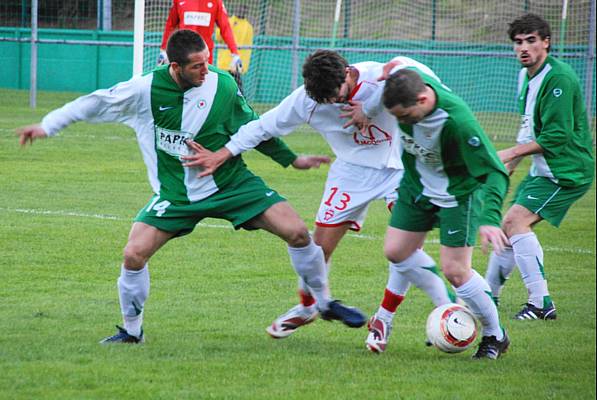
[184,11,211,27]
[553,88,562,97]
[159,105,174,111]
[155,125,194,157]
[400,132,441,166]
[353,124,392,146]
[447,229,461,235]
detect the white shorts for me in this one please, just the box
[315,159,403,231]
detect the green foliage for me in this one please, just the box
[0,89,595,399]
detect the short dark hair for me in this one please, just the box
[166,29,207,66]
[508,13,551,51]
[382,69,427,109]
[302,50,348,103]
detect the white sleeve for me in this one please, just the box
[41,75,142,136]
[226,86,311,156]
[362,57,441,118]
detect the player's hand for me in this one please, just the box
[291,155,331,170]
[16,124,48,146]
[230,54,243,73]
[157,50,169,65]
[340,100,371,133]
[181,140,232,177]
[478,225,509,254]
[497,148,516,164]
[377,59,403,81]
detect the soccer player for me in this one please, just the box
[158,0,242,71]
[375,68,511,359]
[180,50,456,346]
[485,14,594,320]
[16,30,366,344]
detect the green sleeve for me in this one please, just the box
[535,74,575,158]
[456,119,509,227]
[255,138,298,168]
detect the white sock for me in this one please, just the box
[485,247,516,300]
[117,264,149,338]
[386,263,411,297]
[511,232,550,308]
[288,239,330,310]
[455,270,503,340]
[297,259,331,301]
[392,249,452,306]
[376,306,395,323]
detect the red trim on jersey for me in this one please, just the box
[387,201,395,212]
[315,221,361,232]
[381,288,405,313]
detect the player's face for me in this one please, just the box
[513,31,549,73]
[329,67,356,104]
[176,49,210,89]
[387,102,426,125]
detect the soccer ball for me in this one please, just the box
[426,303,478,353]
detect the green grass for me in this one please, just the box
[0,89,595,399]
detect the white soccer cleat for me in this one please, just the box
[266,304,318,339]
[366,315,392,353]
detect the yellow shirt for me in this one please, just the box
[216,16,254,73]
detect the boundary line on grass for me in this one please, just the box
[1,207,595,255]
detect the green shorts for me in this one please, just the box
[389,185,482,247]
[134,174,286,237]
[513,175,592,227]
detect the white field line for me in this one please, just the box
[2,207,595,256]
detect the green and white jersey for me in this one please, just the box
[41,65,297,203]
[397,68,509,227]
[516,55,594,187]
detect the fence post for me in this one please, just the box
[29,0,38,108]
[290,0,300,90]
[585,0,596,116]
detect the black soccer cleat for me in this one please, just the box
[319,300,366,328]
[472,330,510,360]
[99,325,144,344]
[514,302,557,320]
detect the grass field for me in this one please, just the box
[0,89,595,399]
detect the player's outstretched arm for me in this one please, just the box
[16,124,48,146]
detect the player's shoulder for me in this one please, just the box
[208,65,238,88]
[545,57,580,85]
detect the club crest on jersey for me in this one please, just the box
[353,124,392,146]
[553,88,562,97]
[196,99,207,109]
[467,136,481,147]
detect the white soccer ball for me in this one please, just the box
[426,303,478,353]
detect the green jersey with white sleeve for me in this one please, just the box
[41,65,297,204]
[516,55,594,187]
[397,68,509,227]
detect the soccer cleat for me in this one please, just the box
[266,304,318,339]
[514,302,557,320]
[472,330,510,360]
[99,325,144,344]
[365,315,392,353]
[319,300,366,328]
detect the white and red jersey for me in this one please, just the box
[160,0,238,63]
[227,61,405,170]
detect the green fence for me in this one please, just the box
[2,27,595,116]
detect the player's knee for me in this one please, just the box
[122,243,148,270]
[502,215,524,237]
[441,261,468,286]
[384,243,409,264]
[284,224,311,247]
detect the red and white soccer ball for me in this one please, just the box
[426,303,478,353]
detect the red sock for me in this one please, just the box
[299,289,316,307]
[381,288,404,313]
